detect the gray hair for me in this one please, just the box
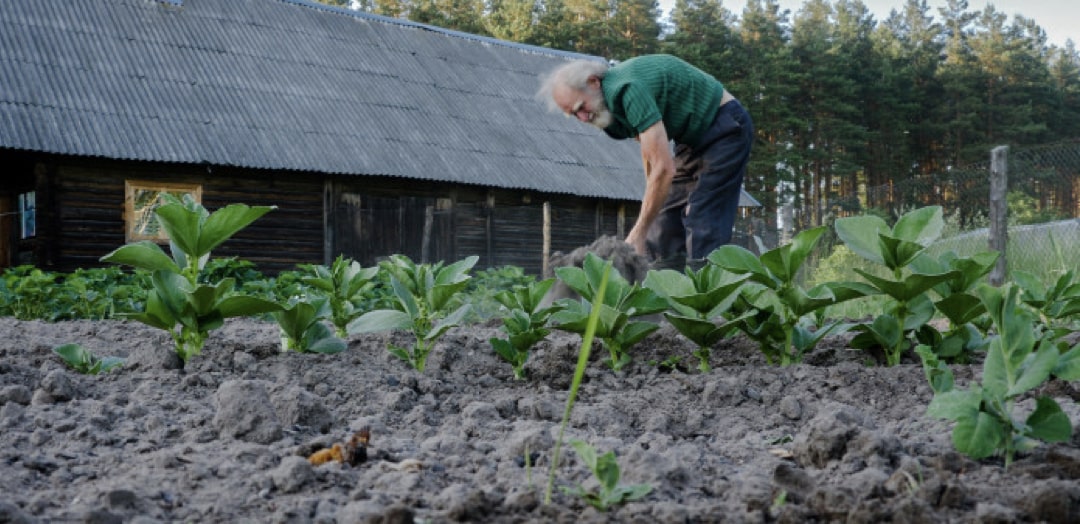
[536,59,610,113]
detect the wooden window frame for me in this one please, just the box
[124,180,202,243]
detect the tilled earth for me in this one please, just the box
[1,316,1080,523]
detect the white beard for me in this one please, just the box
[589,108,613,129]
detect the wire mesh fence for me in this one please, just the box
[863,140,1080,227]
[928,218,1080,281]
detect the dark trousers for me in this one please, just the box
[646,100,753,267]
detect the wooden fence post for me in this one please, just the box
[989,145,1009,286]
[542,201,551,278]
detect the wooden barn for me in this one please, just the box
[0,0,757,275]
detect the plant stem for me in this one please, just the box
[545,263,611,505]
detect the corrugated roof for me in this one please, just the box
[0,0,646,199]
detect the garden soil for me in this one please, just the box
[2,316,1080,523]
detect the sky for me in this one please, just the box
[658,0,1078,48]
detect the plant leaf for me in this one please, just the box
[348,309,413,334]
[100,241,181,273]
[1026,397,1072,442]
[196,204,275,257]
[952,411,1004,460]
[892,205,944,245]
[835,215,890,265]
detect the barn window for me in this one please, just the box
[125,181,202,242]
[17,191,35,239]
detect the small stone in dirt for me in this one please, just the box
[126,343,183,371]
[213,380,283,444]
[106,489,137,509]
[502,488,539,512]
[792,404,874,468]
[437,484,492,521]
[39,369,77,402]
[0,385,32,406]
[272,455,314,494]
[271,386,334,434]
[1,402,25,425]
[779,396,803,420]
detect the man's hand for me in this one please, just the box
[624,226,647,254]
[624,121,675,256]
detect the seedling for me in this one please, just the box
[273,297,347,354]
[709,226,867,366]
[926,283,1080,468]
[52,343,124,375]
[301,255,379,337]
[550,253,668,371]
[100,195,282,363]
[836,206,960,366]
[643,264,749,371]
[489,278,564,380]
[561,439,652,511]
[348,255,477,371]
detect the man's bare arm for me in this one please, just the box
[624,120,675,254]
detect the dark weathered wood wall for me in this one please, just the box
[44,159,325,274]
[10,154,639,276]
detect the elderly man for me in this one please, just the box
[538,54,753,269]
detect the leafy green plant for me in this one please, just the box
[489,278,564,380]
[465,265,539,321]
[52,343,124,375]
[0,266,60,320]
[100,195,282,363]
[273,297,347,354]
[709,226,867,366]
[926,283,1080,468]
[549,253,668,371]
[561,439,652,511]
[1013,269,1080,338]
[836,206,961,366]
[347,254,477,372]
[643,264,749,371]
[301,255,379,337]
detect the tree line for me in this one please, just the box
[318,0,1080,230]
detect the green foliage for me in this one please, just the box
[0,266,61,320]
[837,206,960,366]
[549,253,668,371]
[0,266,149,322]
[52,343,124,375]
[926,283,1079,468]
[100,195,281,363]
[1007,190,1070,225]
[347,254,478,372]
[464,265,538,322]
[643,264,749,371]
[489,278,563,380]
[1013,269,1080,337]
[709,226,866,366]
[909,250,999,363]
[301,255,380,337]
[561,439,652,511]
[273,297,347,354]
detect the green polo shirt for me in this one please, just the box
[600,55,725,148]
